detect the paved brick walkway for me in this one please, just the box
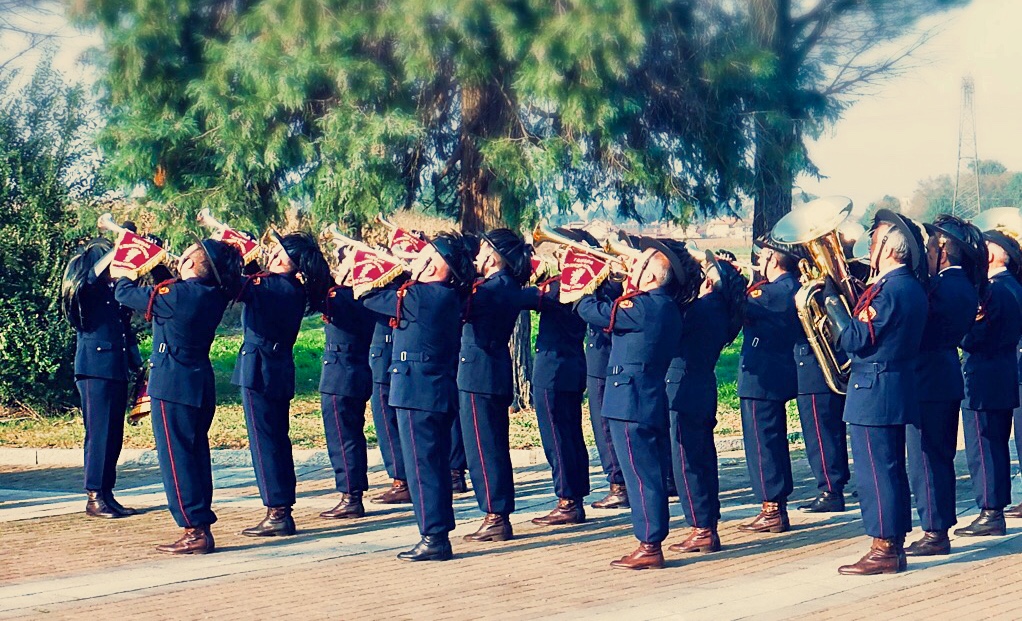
[1,450,1021,620]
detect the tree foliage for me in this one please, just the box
[0,60,100,412]
[75,0,761,237]
[906,161,1022,222]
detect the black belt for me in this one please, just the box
[850,361,913,373]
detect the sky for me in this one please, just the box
[2,0,1020,217]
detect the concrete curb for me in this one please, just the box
[0,433,806,468]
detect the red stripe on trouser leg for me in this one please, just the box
[470,394,493,512]
[159,400,191,528]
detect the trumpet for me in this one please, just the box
[531,223,633,276]
[96,212,179,277]
[196,208,228,232]
[323,224,378,254]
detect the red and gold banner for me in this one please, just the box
[351,249,405,299]
[109,230,167,278]
[389,228,427,255]
[213,228,261,264]
[558,248,610,303]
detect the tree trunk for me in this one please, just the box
[459,80,511,233]
[750,0,796,243]
[509,311,533,412]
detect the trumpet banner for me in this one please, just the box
[110,230,167,278]
[213,228,261,264]
[388,228,427,255]
[558,248,610,303]
[351,249,405,299]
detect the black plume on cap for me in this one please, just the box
[431,232,476,292]
[280,232,332,315]
[483,228,532,285]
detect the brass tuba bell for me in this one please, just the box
[771,196,860,394]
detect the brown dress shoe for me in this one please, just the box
[531,498,585,526]
[156,526,215,555]
[103,491,139,517]
[954,509,1007,536]
[738,501,790,533]
[1003,503,1022,519]
[838,537,905,575]
[321,492,365,519]
[610,542,665,570]
[372,479,412,504]
[242,506,297,537]
[591,484,629,509]
[85,490,120,519]
[668,526,721,553]
[463,513,513,542]
[451,470,469,494]
[904,530,950,556]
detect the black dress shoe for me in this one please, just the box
[85,490,120,519]
[1004,503,1022,519]
[104,491,140,517]
[397,535,453,561]
[592,484,629,509]
[243,506,297,537]
[798,491,845,513]
[451,470,469,494]
[954,509,1006,537]
[904,530,950,556]
[320,492,365,519]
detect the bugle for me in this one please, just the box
[531,223,631,276]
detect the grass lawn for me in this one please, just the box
[1,311,801,450]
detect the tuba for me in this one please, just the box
[771,197,860,394]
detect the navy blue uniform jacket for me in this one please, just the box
[230,273,307,402]
[837,265,928,426]
[521,280,587,392]
[321,285,375,401]
[369,316,394,385]
[576,288,682,426]
[458,271,524,396]
[74,280,142,381]
[114,278,230,409]
[962,270,1022,410]
[666,291,729,417]
[738,272,800,401]
[362,282,462,413]
[917,267,977,403]
[584,281,622,379]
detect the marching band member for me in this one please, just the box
[575,238,696,570]
[458,229,532,542]
[114,238,243,554]
[954,228,1022,538]
[666,251,746,553]
[525,230,592,528]
[232,233,332,537]
[318,248,377,519]
[904,215,983,555]
[736,237,801,534]
[824,209,928,575]
[368,306,410,504]
[360,233,476,562]
[60,235,143,518]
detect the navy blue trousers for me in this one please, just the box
[670,409,720,528]
[1013,384,1022,482]
[151,397,217,528]
[449,408,468,472]
[962,408,1013,511]
[849,423,912,539]
[907,401,960,531]
[535,388,591,500]
[609,418,670,544]
[371,381,405,481]
[459,391,515,515]
[587,375,624,485]
[76,378,128,493]
[740,398,793,503]
[396,407,456,537]
[796,392,849,495]
[321,393,369,494]
[241,388,297,507]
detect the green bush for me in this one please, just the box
[0,62,99,413]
